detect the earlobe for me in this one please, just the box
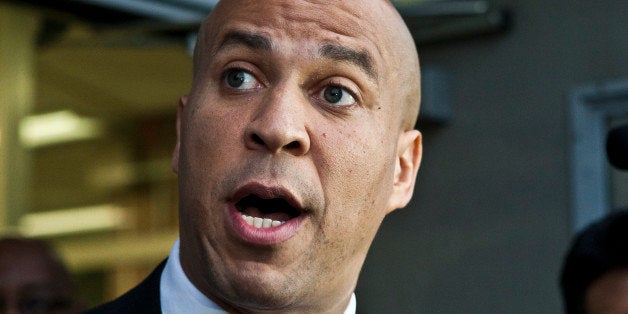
[386,130,422,214]
[171,95,188,174]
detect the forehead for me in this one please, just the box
[205,0,390,68]
[213,0,377,34]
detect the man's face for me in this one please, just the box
[586,268,628,314]
[173,0,421,311]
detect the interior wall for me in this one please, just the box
[357,1,628,313]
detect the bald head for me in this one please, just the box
[380,2,421,130]
[373,1,421,130]
[194,0,420,130]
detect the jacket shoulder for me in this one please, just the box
[84,259,167,314]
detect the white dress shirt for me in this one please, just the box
[160,239,356,313]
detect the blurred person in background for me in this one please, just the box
[0,236,82,314]
[560,210,628,314]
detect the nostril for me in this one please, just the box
[251,134,265,146]
[246,130,308,155]
[285,141,301,151]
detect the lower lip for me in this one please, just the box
[226,205,305,246]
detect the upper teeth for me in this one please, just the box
[241,214,285,228]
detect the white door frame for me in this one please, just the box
[570,79,628,232]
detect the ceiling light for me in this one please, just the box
[19,110,105,148]
[18,204,130,237]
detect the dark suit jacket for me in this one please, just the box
[84,260,167,314]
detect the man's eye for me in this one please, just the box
[321,86,355,106]
[225,70,258,89]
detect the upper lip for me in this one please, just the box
[231,181,306,213]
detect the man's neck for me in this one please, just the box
[161,239,357,314]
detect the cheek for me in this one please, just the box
[316,127,396,225]
[179,100,247,214]
[312,129,396,264]
[184,102,245,169]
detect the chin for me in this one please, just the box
[220,264,308,311]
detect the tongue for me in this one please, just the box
[242,207,293,222]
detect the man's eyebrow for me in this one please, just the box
[213,33,377,80]
[215,31,272,54]
[319,43,377,81]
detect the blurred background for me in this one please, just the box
[0,0,627,312]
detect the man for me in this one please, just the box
[560,210,628,314]
[0,237,81,313]
[89,0,422,312]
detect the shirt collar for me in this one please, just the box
[160,239,228,313]
[160,239,356,314]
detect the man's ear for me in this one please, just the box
[386,129,422,214]
[171,95,187,174]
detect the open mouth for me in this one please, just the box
[235,195,302,229]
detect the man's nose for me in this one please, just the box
[244,85,311,156]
